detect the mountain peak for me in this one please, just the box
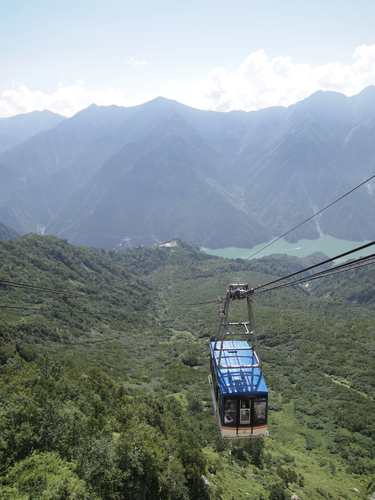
[302,89,347,105]
[149,96,177,104]
[141,96,181,111]
[350,85,375,107]
[354,84,375,96]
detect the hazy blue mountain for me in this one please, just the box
[0,220,19,240]
[0,103,154,233]
[2,87,375,249]
[0,104,134,203]
[46,113,271,249]
[0,99,249,235]
[0,110,65,154]
[237,87,375,241]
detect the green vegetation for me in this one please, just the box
[1,235,375,499]
[0,350,209,499]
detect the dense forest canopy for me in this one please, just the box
[0,234,375,499]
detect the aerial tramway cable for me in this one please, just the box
[254,240,375,291]
[245,173,375,261]
[184,244,375,306]
[0,278,125,305]
[254,252,375,295]
[0,304,95,314]
[183,174,375,307]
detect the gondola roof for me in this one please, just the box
[211,341,269,396]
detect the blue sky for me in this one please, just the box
[1,0,375,116]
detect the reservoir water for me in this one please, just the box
[201,235,373,263]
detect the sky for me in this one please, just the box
[1,0,375,117]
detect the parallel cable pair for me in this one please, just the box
[254,252,375,296]
[184,173,375,305]
[185,241,375,306]
[0,278,122,304]
[255,240,375,291]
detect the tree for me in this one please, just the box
[0,451,88,500]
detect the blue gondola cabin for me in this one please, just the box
[210,340,268,438]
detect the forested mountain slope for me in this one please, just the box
[240,87,375,242]
[0,235,374,499]
[0,104,134,233]
[46,114,271,249]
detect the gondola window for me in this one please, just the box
[224,398,236,424]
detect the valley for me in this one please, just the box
[1,235,374,499]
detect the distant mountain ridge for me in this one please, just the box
[1,87,375,249]
[0,110,65,154]
[0,220,19,241]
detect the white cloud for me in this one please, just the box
[125,57,147,68]
[0,81,131,118]
[198,44,375,112]
[1,45,375,118]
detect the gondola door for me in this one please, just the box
[238,397,252,436]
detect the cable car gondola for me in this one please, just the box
[209,283,268,439]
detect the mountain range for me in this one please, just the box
[0,110,65,155]
[1,87,375,249]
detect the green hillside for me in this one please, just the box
[0,235,374,499]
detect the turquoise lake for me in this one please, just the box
[201,235,373,263]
